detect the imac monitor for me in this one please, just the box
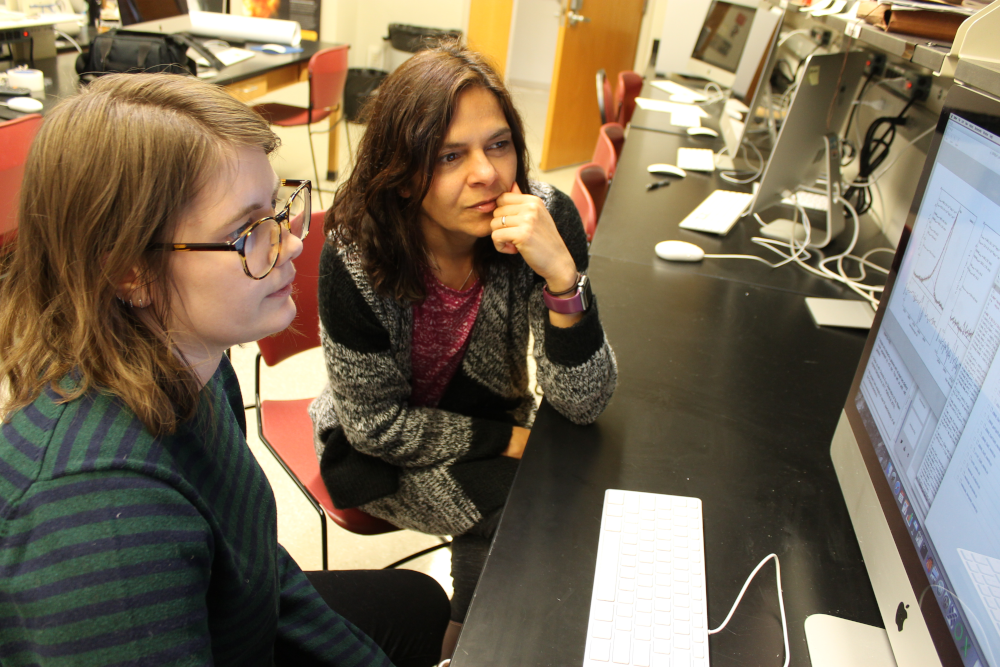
[747,51,866,247]
[830,82,1000,667]
[719,5,785,156]
[686,0,781,101]
[119,0,187,25]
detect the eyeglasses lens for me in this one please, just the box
[243,186,310,278]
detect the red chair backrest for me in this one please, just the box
[597,69,613,124]
[615,71,643,126]
[0,114,43,245]
[309,45,350,123]
[592,122,625,180]
[571,162,608,242]
[257,209,326,366]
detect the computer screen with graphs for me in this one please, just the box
[833,83,1000,667]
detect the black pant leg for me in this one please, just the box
[304,569,450,667]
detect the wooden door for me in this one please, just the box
[467,0,515,78]
[540,0,644,171]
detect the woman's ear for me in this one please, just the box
[116,266,152,309]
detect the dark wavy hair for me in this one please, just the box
[326,41,531,303]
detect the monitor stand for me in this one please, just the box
[805,614,898,667]
[759,133,846,248]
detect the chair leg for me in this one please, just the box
[307,124,323,209]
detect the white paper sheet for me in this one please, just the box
[635,97,710,118]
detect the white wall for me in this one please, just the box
[319,0,467,69]
[506,0,560,89]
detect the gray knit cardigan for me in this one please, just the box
[308,182,618,536]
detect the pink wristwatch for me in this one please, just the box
[543,273,592,314]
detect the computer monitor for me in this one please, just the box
[747,50,866,248]
[719,5,785,157]
[828,82,1000,667]
[686,0,781,100]
[119,0,187,26]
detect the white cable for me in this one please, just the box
[777,28,811,49]
[719,140,765,185]
[53,29,82,53]
[708,553,789,667]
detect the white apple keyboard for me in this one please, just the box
[583,490,709,667]
[678,190,753,236]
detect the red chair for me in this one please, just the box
[570,163,608,243]
[252,46,349,208]
[256,209,450,569]
[596,69,613,124]
[615,70,643,126]
[592,122,625,181]
[0,114,43,248]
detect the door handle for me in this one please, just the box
[567,10,590,26]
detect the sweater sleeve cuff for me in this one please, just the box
[543,296,606,367]
[457,418,514,463]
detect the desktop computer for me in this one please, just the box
[827,81,1000,667]
[747,50,867,248]
[685,0,782,102]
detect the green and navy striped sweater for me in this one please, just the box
[0,357,392,666]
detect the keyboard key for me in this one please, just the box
[606,517,622,532]
[638,600,653,613]
[618,604,634,618]
[625,494,640,514]
[590,638,611,661]
[616,617,633,631]
[593,621,613,640]
[675,621,691,635]
[636,626,652,641]
[594,601,614,621]
[674,608,690,621]
[671,651,691,667]
[637,586,653,600]
[653,638,672,654]
[607,490,625,505]
[653,655,670,667]
[634,640,651,666]
[613,632,631,664]
[619,590,635,604]
[636,612,652,627]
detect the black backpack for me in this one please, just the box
[76,29,223,81]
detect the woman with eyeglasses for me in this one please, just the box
[0,74,449,667]
[310,42,618,659]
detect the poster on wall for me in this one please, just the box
[242,0,319,32]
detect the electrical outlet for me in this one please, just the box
[903,73,932,102]
[810,28,832,46]
[865,53,886,77]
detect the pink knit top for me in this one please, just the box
[409,272,483,408]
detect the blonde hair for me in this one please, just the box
[0,73,279,435]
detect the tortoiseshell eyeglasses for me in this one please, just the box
[150,179,311,280]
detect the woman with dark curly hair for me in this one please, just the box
[310,42,618,659]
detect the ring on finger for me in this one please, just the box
[501,215,507,227]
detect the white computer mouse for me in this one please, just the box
[647,163,687,178]
[5,96,43,113]
[686,127,719,138]
[260,43,287,54]
[655,240,705,262]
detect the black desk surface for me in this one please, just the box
[27,42,328,114]
[592,126,891,299]
[452,115,889,665]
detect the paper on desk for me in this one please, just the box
[190,46,256,67]
[805,297,875,329]
[635,97,710,117]
[651,80,709,103]
[670,109,703,127]
[677,147,716,172]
